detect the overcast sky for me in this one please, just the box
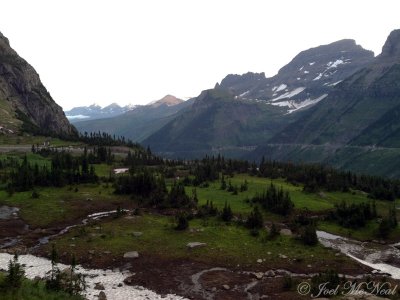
[1,0,399,110]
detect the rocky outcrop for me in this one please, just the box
[380,29,400,58]
[0,31,77,137]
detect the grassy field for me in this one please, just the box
[0,134,81,147]
[0,184,132,227]
[48,213,351,270]
[188,174,391,213]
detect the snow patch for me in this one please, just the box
[269,94,328,113]
[270,87,306,102]
[309,62,315,66]
[239,90,250,97]
[287,94,328,113]
[326,59,350,70]
[313,73,323,81]
[66,115,90,120]
[303,70,309,74]
[275,84,287,92]
[328,80,342,86]
[0,253,186,300]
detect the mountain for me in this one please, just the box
[65,103,136,123]
[73,95,190,142]
[143,89,297,158]
[143,39,374,158]
[219,39,374,113]
[0,31,76,137]
[148,94,184,107]
[251,29,400,177]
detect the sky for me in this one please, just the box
[1,0,400,110]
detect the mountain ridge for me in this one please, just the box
[0,30,77,137]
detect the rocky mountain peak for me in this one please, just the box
[0,31,10,47]
[149,95,183,107]
[380,29,400,58]
[0,31,77,137]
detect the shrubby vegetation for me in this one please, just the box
[251,182,294,215]
[328,201,377,228]
[258,158,400,201]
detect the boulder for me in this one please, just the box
[94,282,105,290]
[279,229,292,236]
[123,251,139,259]
[187,242,206,249]
[98,291,107,300]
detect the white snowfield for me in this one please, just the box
[270,87,306,102]
[275,84,287,92]
[270,93,328,113]
[114,168,129,174]
[0,253,187,300]
[66,115,90,120]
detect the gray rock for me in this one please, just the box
[223,284,230,290]
[94,282,105,290]
[279,229,292,236]
[187,242,206,249]
[98,291,107,300]
[0,32,77,137]
[123,251,139,258]
[265,270,275,277]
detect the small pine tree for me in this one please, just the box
[221,201,233,222]
[175,213,189,230]
[301,225,318,246]
[6,254,25,288]
[246,206,264,229]
[269,223,280,239]
[220,175,227,190]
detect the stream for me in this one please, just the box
[0,207,187,300]
[317,231,400,279]
[0,205,399,299]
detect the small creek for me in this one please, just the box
[1,206,399,299]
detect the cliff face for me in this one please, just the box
[0,31,77,137]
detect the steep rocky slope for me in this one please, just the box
[0,31,76,137]
[143,39,374,157]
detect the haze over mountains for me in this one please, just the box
[66,103,136,123]
[73,29,400,176]
[3,26,400,177]
[72,95,191,142]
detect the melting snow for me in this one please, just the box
[0,253,186,300]
[275,84,287,92]
[309,62,315,65]
[303,70,309,74]
[287,94,328,113]
[297,77,301,80]
[313,73,323,81]
[269,94,328,113]
[270,87,306,102]
[326,59,350,70]
[328,80,342,86]
[114,168,129,174]
[239,90,250,97]
[299,66,304,71]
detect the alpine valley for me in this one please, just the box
[1,27,400,300]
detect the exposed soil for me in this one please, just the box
[0,206,394,300]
